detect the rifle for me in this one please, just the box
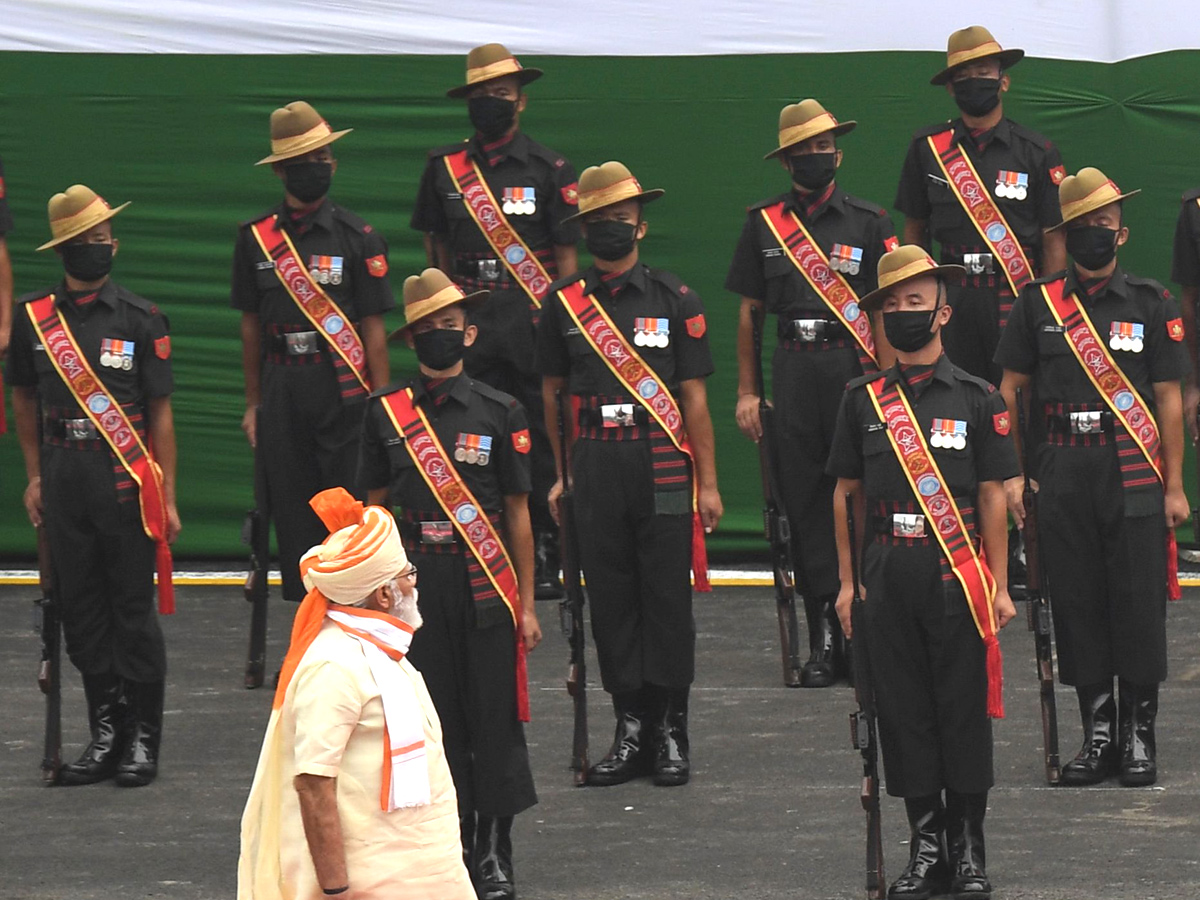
[1189,407,1200,561]
[845,493,884,899]
[34,525,62,785]
[241,412,270,690]
[1016,388,1061,785]
[751,305,803,687]
[555,390,589,785]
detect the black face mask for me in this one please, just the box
[412,327,467,371]
[585,219,639,262]
[61,242,114,282]
[883,307,940,353]
[952,77,1002,117]
[468,96,517,139]
[283,161,332,203]
[1066,225,1119,271]
[788,152,838,191]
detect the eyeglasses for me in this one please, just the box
[398,565,418,580]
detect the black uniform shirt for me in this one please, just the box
[6,279,174,409]
[995,267,1190,412]
[0,154,12,235]
[360,374,532,516]
[411,132,581,255]
[724,185,896,319]
[535,264,714,398]
[1170,187,1200,287]
[230,199,394,325]
[895,118,1064,263]
[828,354,1018,503]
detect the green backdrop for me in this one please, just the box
[2,50,1198,558]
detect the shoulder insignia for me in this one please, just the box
[116,287,156,315]
[1049,165,1067,185]
[884,235,900,252]
[366,254,388,277]
[645,267,688,294]
[512,428,532,453]
[561,183,579,205]
[1009,120,1057,151]
[1168,318,1185,342]
[154,336,171,359]
[329,204,373,234]
[470,379,519,407]
[993,411,1011,436]
[686,313,706,338]
[843,194,888,217]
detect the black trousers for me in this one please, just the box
[258,360,365,603]
[572,439,695,694]
[1037,444,1168,686]
[771,343,860,599]
[41,445,165,683]
[861,541,992,797]
[942,282,1008,386]
[405,550,537,817]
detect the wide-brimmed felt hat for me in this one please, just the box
[930,26,1025,86]
[446,43,543,99]
[37,184,129,252]
[860,245,966,312]
[562,161,663,223]
[388,268,488,341]
[1048,166,1141,231]
[763,99,856,160]
[255,101,352,166]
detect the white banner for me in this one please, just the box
[2,0,1198,59]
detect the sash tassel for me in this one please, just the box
[985,633,1004,718]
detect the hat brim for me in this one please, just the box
[763,120,857,160]
[255,128,353,166]
[562,188,664,224]
[446,67,543,99]
[860,263,967,312]
[36,201,131,252]
[1047,188,1141,232]
[931,48,1024,86]
[389,290,489,341]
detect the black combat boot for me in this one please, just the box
[888,794,948,899]
[653,686,690,786]
[60,672,125,786]
[801,594,837,688]
[1060,682,1117,786]
[460,810,477,874]
[946,789,991,899]
[1118,680,1158,787]
[115,679,164,787]
[473,815,515,900]
[533,531,564,601]
[587,690,652,785]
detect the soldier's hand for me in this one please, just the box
[166,503,183,544]
[23,477,43,527]
[241,406,258,449]
[835,584,855,638]
[547,479,564,526]
[735,393,764,442]
[0,319,11,359]
[521,609,543,651]
[699,485,723,533]
[1185,382,1200,444]
[1004,476,1027,528]
[1165,485,1190,528]
[993,588,1017,629]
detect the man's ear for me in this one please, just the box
[999,72,1011,93]
[636,219,648,241]
[834,148,844,169]
[404,331,416,350]
[110,238,120,259]
[1116,226,1130,248]
[516,92,528,115]
[463,323,479,347]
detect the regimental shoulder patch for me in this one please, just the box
[686,314,707,338]
[512,429,532,454]
[155,336,171,359]
[993,411,1011,436]
[561,183,579,205]
[0,176,5,198]
[884,235,900,253]
[1168,318,1185,342]
[1050,165,1067,185]
[366,255,388,278]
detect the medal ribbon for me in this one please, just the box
[27,295,175,614]
[865,376,1003,717]
[759,203,878,372]
[444,150,553,310]
[378,388,529,721]
[249,215,370,396]
[928,129,1035,297]
[557,281,711,591]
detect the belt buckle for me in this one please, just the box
[600,403,636,427]
[963,253,995,275]
[285,332,319,355]
[792,319,826,342]
[478,260,501,282]
[419,521,456,544]
[892,513,926,538]
[65,419,97,441]
[1070,411,1102,434]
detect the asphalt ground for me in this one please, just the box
[2,583,1198,900]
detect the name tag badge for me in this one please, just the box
[1041,324,1065,334]
[100,338,135,370]
[255,260,276,271]
[634,317,670,348]
[761,247,784,259]
[995,170,1029,200]
[502,187,536,216]
[307,255,344,285]
[1109,321,1145,353]
[930,418,967,450]
[829,243,863,276]
[454,433,492,465]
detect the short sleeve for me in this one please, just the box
[826,388,865,479]
[4,303,37,386]
[974,390,1020,483]
[410,157,448,235]
[534,293,569,377]
[137,307,174,398]
[1148,291,1191,383]
[994,287,1038,375]
[230,228,261,313]
[0,155,13,236]
[292,659,364,777]
[673,286,714,381]
[894,137,932,221]
[496,398,533,496]
[353,228,395,317]
[358,402,393,493]
[723,215,766,300]
[1036,142,1065,230]
[547,158,581,247]
[1170,199,1200,287]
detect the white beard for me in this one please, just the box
[394,588,423,631]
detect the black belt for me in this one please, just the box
[456,258,507,283]
[577,404,651,428]
[44,417,99,440]
[1045,410,1115,436]
[778,318,847,343]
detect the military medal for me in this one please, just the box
[101,338,134,369]
[634,317,669,348]
[995,170,1029,201]
[830,243,863,276]
[502,187,536,216]
[307,255,344,285]
[1109,321,1144,353]
[455,433,493,465]
[931,418,967,450]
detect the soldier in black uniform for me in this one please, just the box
[0,153,13,365]
[7,185,180,787]
[831,245,1017,900]
[1170,185,1200,440]
[232,101,393,604]
[895,25,1066,385]
[360,268,541,900]
[997,167,1190,788]
[412,42,580,601]
[728,99,897,687]
[538,162,723,787]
